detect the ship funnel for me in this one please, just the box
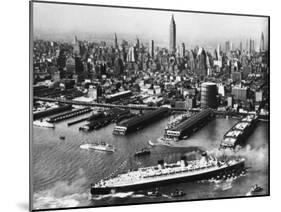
[158,159,164,169]
[201,152,209,162]
[180,156,187,167]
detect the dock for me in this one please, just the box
[48,107,92,123]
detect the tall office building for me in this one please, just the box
[136,37,140,50]
[73,35,80,56]
[260,32,265,52]
[169,15,176,54]
[149,40,154,59]
[180,43,185,58]
[225,41,231,52]
[127,46,136,62]
[240,41,243,52]
[249,38,255,54]
[216,44,221,60]
[114,33,118,49]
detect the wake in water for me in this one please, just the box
[207,144,268,171]
[33,168,90,210]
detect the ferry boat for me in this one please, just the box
[33,120,55,128]
[80,142,115,152]
[90,153,245,195]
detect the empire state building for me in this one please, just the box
[169,14,176,53]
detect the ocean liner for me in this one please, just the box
[90,153,245,195]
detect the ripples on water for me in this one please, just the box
[32,116,269,210]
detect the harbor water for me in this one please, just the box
[32,115,269,210]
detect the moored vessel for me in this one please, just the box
[220,114,258,149]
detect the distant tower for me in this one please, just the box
[249,38,255,54]
[216,44,221,60]
[260,32,265,52]
[169,14,176,54]
[73,35,80,56]
[114,33,118,49]
[240,41,243,52]
[225,41,231,52]
[126,46,136,62]
[149,40,154,59]
[136,37,140,50]
[246,39,249,52]
[180,43,185,57]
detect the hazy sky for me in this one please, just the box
[33,2,268,49]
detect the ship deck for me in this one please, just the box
[94,159,244,188]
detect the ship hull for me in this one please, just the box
[91,160,244,195]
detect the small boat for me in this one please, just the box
[59,136,66,140]
[147,188,161,197]
[134,148,151,157]
[33,120,55,129]
[148,140,155,146]
[170,189,186,197]
[250,184,263,194]
[182,135,188,139]
[80,142,115,152]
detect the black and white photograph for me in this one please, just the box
[30,1,269,211]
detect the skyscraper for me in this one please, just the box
[225,41,231,52]
[73,35,80,56]
[169,15,176,54]
[180,43,185,57]
[114,33,118,49]
[136,37,140,50]
[149,40,154,59]
[249,38,255,54]
[260,32,265,52]
[127,46,136,62]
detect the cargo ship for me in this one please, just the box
[220,114,258,149]
[90,153,245,195]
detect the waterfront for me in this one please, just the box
[32,115,269,209]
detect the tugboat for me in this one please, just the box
[59,136,66,140]
[147,188,161,197]
[250,184,263,194]
[170,189,186,198]
[134,148,151,157]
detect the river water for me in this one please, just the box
[32,114,269,210]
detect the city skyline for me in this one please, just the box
[33,2,268,49]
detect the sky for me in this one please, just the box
[33,2,269,49]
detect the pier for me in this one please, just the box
[113,107,170,135]
[165,109,214,140]
[48,107,92,123]
[33,104,72,120]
